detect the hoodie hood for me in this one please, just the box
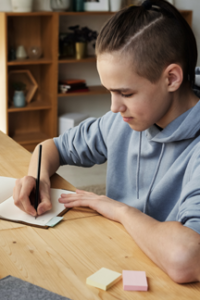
[140,101,200,212]
[146,100,200,143]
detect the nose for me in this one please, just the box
[110,93,126,113]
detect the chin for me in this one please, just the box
[128,123,150,132]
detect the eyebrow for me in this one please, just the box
[109,88,133,92]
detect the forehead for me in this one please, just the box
[97,52,132,71]
[97,52,145,88]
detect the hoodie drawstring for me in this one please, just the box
[136,131,142,199]
[143,143,165,214]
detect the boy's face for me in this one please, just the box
[97,52,173,131]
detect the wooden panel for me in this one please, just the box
[180,10,193,26]
[49,13,59,137]
[7,15,53,61]
[0,13,7,134]
[7,58,53,66]
[9,111,41,136]
[8,100,51,112]
[8,16,42,57]
[41,16,54,60]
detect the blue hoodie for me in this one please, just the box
[54,100,200,235]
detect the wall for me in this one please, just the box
[175,0,200,65]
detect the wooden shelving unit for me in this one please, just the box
[0,10,193,151]
[0,11,59,151]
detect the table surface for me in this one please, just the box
[0,131,200,300]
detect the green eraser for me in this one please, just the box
[46,216,63,227]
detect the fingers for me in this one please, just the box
[37,185,52,215]
[58,190,97,209]
[13,176,52,217]
[13,176,37,216]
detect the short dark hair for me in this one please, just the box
[96,0,197,86]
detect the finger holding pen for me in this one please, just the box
[13,176,52,217]
[13,176,37,216]
[13,139,60,216]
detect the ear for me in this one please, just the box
[164,64,183,92]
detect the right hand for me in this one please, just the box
[13,176,52,217]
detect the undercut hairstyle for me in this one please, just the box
[96,0,197,87]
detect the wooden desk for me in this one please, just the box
[0,131,200,299]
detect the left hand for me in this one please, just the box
[58,189,128,222]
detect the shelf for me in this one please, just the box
[59,56,96,64]
[8,101,52,112]
[58,11,115,16]
[5,11,114,17]
[6,12,54,16]
[8,58,53,66]
[11,131,50,145]
[58,85,109,97]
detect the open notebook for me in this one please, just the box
[0,176,74,228]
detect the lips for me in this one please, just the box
[123,117,133,123]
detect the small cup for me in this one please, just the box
[16,45,27,59]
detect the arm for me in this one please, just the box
[119,206,200,283]
[28,139,60,183]
[13,139,60,216]
[58,190,200,283]
[14,115,109,216]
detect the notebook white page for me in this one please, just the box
[0,176,74,226]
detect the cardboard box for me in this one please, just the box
[58,113,89,135]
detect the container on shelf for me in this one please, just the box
[75,42,87,60]
[109,0,123,11]
[9,70,38,104]
[51,0,71,11]
[58,113,89,135]
[13,91,26,108]
[16,45,27,60]
[11,0,33,12]
[27,46,42,60]
[74,0,84,12]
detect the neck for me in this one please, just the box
[156,84,199,128]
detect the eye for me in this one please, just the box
[121,93,133,98]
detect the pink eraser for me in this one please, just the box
[123,270,148,291]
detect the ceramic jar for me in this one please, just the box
[50,0,71,11]
[11,0,33,12]
[16,45,27,59]
[13,91,26,108]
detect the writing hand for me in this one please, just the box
[58,189,127,222]
[13,176,52,217]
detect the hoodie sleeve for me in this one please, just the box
[53,112,114,167]
[177,148,200,234]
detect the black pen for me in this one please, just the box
[35,144,42,219]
